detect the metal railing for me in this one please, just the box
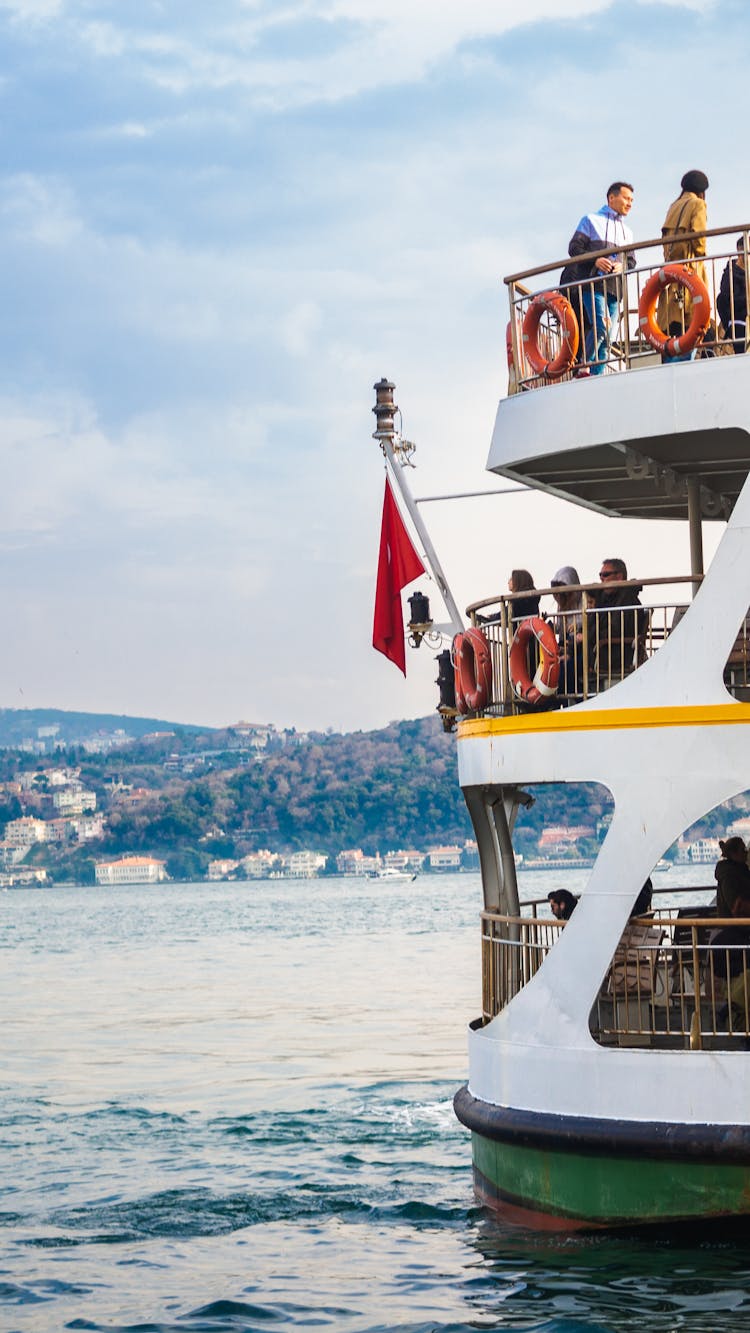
[481,911,563,1020]
[462,576,750,714]
[506,223,750,390]
[481,899,750,1049]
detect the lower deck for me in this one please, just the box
[482,887,750,1052]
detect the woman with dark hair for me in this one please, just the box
[508,569,540,624]
[548,889,578,921]
[715,837,750,917]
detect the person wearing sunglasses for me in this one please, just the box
[590,558,646,691]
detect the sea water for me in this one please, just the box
[1,870,749,1333]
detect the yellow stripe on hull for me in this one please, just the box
[457,702,750,740]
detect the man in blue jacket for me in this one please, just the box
[561,182,635,376]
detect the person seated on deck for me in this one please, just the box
[550,566,583,701]
[507,569,540,625]
[717,238,748,355]
[589,558,647,691]
[548,889,578,921]
[630,878,653,918]
[714,837,750,917]
[608,879,662,999]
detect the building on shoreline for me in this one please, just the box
[95,856,168,885]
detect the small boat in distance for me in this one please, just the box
[368,868,418,883]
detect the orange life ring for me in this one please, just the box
[509,617,560,706]
[521,290,579,379]
[453,628,492,715]
[638,264,711,357]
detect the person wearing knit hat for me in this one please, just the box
[657,170,710,361]
[550,566,584,702]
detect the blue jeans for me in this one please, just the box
[582,289,618,375]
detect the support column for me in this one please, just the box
[687,477,704,597]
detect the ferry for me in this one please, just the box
[372,220,750,1227]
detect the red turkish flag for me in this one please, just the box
[372,477,425,674]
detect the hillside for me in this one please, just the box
[0,707,205,747]
[2,707,742,884]
[0,708,618,882]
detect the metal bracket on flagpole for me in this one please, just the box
[372,378,464,635]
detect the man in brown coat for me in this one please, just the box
[657,169,709,359]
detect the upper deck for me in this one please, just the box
[492,224,750,522]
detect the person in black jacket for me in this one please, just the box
[715,837,750,917]
[590,558,647,689]
[712,839,750,1023]
[717,239,748,355]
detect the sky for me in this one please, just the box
[0,0,748,733]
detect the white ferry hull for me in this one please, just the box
[456,357,750,1227]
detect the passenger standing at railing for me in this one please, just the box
[559,181,635,377]
[717,239,748,354]
[714,837,750,917]
[590,558,646,689]
[550,566,583,700]
[657,170,709,363]
[709,846,750,1023]
[508,569,540,624]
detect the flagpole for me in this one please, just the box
[372,378,464,634]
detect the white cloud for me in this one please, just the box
[0,0,716,118]
[0,0,63,19]
[279,302,323,356]
[0,0,738,730]
[0,174,83,247]
[61,1,711,108]
[118,121,151,139]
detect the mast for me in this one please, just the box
[372,378,464,634]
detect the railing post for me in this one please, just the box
[508,282,523,385]
[621,260,631,370]
[499,600,512,713]
[690,925,703,1049]
[581,604,590,699]
[687,477,704,597]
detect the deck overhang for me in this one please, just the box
[487,357,750,521]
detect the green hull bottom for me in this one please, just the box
[472,1130,750,1228]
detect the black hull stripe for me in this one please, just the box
[454,1086,750,1163]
